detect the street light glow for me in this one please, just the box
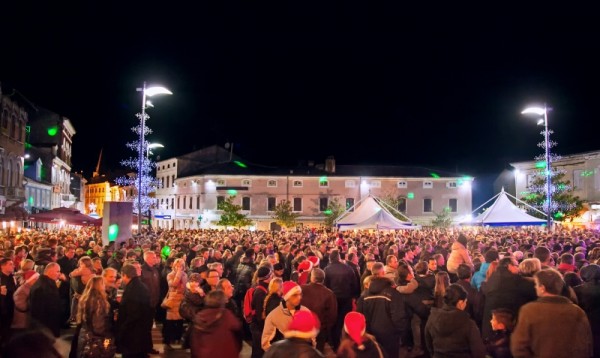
[148,143,164,150]
[521,107,546,116]
[145,86,173,97]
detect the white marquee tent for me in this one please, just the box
[464,188,547,226]
[335,196,419,231]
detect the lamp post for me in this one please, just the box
[136,83,172,232]
[147,142,164,159]
[522,104,552,230]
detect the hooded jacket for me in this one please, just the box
[191,307,242,358]
[424,304,486,358]
[447,241,474,274]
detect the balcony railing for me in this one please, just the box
[5,187,25,202]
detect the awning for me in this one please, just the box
[0,205,29,221]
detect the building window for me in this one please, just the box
[242,197,251,211]
[172,175,175,187]
[370,180,381,188]
[197,196,200,209]
[346,198,355,211]
[397,181,407,188]
[319,179,329,187]
[423,198,432,212]
[267,180,277,187]
[398,197,407,213]
[293,180,303,187]
[173,163,176,167]
[217,196,225,208]
[573,169,583,189]
[177,197,180,209]
[242,179,251,187]
[319,197,329,212]
[170,198,174,209]
[293,198,302,212]
[167,164,170,168]
[216,179,226,186]
[446,181,457,189]
[449,198,458,212]
[189,196,192,209]
[423,181,433,189]
[267,197,276,211]
[345,180,355,188]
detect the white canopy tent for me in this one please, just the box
[462,188,547,227]
[335,196,419,231]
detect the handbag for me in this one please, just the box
[161,291,180,309]
[81,331,116,358]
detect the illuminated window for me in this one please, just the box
[319,179,329,188]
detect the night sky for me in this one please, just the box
[2,3,600,206]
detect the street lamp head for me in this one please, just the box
[148,143,164,150]
[145,86,173,97]
[145,100,154,108]
[521,106,546,116]
[537,118,545,126]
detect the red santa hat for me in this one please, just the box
[282,281,302,301]
[344,312,367,348]
[284,310,320,339]
[298,260,313,273]
[307,256,320,267]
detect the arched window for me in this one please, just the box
[15,162,21,187]
[7,159,13,187]
[0,157,4,186]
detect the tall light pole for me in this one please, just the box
[522,104,552,230]
[136,83,171,232]
[147,142,164,159]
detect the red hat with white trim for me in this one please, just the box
[307,256,320,267]
[298,260,313,273]
[344,312,367,348]
[284,310,320,339]
[282,281,302,301]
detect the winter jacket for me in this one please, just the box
[324,259,358,299]
[574,281,600,357]
[11,281,33,329]
[472,262,491,291]
[357,276,409,358]
[116,276,153,355]
[234,260,255,299]
[252,281,270,328]
[29,275,62,337]
[141,262,161,307]
[165,269,187,320]
[191,307,242,358]
[301,282,338,332]
[337,334,386,358]
[447,241,474,274]
[262,303,310,350]
[424,304,486,358]
[263,337,324,358]
[484,330,512,358]
[511,295,593,358]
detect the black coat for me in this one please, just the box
[424,304,486,358]
[357,277,409,358]
[141,262,161,307]
[481,267,536,338]
[0,272,17,329]
[116,277,153,354]
[29,275,62,337]
[574,281,600,357]
[324,259,358,300]
[263,337,324,358]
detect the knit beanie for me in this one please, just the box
[256,266,273,281]
[344,312,367,348]
[282,281,302,301]
[284,310,320,339]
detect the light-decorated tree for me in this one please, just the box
[431,207,454,228]
[324,197,345,228]
[272,199,300,228]
[216,196,253,228]
[519,128,583,221]
[116,113,159,220]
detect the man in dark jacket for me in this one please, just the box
[301,268,338,353]
[357,276,409,358]
[250,266,272,358]
[324,249,358,350]
[0,258,17,343]
[481,257,536,339]
[140,250,161,355]
[29,262,62,337]
[455,263,482,325]
[116,263,154,358]
[234,250,256,305]
[57,246,77,326]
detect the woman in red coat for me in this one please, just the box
[191,290,242,358]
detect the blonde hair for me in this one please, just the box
[79,256,94,271]
[263,278,283,319]
[519,258,541,277]
[20,259,34,271]
[173,258,187,271]
[434,271,450,308]
[76,276,109,325]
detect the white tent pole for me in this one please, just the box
[372,196,413,222]
[503,191,549,217]
[333,195,370,225]
[470,192,501,215]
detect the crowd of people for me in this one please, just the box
[0,225,598,357]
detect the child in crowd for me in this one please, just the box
[485,308,514,358]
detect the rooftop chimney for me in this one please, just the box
[325,156,336,173]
